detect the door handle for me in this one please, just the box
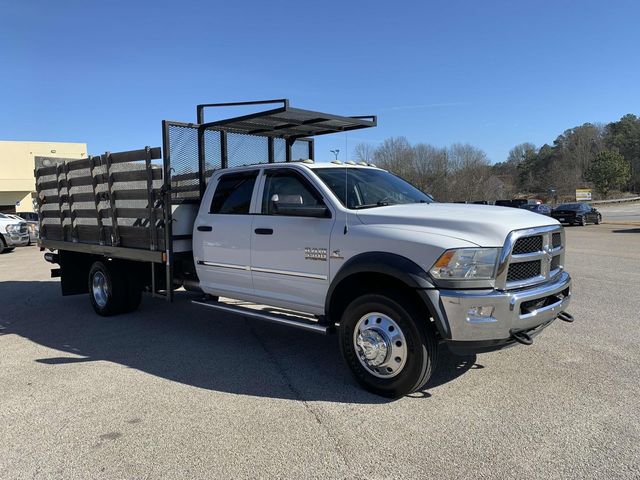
[197,225,213,232]
[254,228,273,235]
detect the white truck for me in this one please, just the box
[0,213,30,252]
[36,100,573,397]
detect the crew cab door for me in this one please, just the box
[193,170,259,297]
[251,168,335,312]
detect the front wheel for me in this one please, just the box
[579,216,587,226]
[595,214,601,225]
[339,293,438,398]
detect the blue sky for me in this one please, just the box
[2,0,639,163]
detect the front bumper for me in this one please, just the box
[438,271,572,352]
[2,232,30,247]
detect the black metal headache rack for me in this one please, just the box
[164,99,377,203]
[34,99,376,298]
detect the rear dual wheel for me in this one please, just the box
[88,261,142,316]
[339,293,438,398]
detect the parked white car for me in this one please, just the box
[0,213,30,252]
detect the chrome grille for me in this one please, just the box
[19,223,28,234]
[507,261,541,281]
[497,225,565,290]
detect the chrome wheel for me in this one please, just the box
[92,271,109,308]
[353,312,407,378]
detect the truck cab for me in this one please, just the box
[193,161,572,397]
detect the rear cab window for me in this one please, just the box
[210,170,258,214]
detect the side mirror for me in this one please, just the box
[271,194,330,218]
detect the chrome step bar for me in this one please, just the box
[191,300,331,334]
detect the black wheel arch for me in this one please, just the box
[325,252,451,338]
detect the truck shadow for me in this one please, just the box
[0,281,478,404]
[611,227,640,233]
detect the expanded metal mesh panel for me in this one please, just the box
[552,232,562,248]
[512,236,543,254]
[274,138,286,162]
[168,124,199,200]
[204,130,221,183]
[208,106,375,138]
[291,139,311,160]
[507,261,542,282]
[227,132,269,167]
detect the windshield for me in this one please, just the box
[313,168,434,209]
[556,204,582,211]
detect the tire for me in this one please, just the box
[88,261,140,316]
[1,237,14,253]
[595,214,601,225]
[339,292,438,398]
[579,216,587,226]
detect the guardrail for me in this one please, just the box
[591,196,640,205]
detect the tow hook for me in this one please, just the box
[510,330,533,346]
[557,311,574,323]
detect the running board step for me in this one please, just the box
[191,300,331,334]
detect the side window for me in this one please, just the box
[210,171,258,214]
[262,170,325,216]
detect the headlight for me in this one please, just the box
[5,224,19,233]
[430,248,500,282]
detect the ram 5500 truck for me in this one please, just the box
[36,99,573,397]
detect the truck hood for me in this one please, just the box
[356,203,559,247]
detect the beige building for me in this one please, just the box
[0,141,87,213]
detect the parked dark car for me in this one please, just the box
[552,203,601,226]
[510,199,529,208]
[520,204,552,216]
[495,199,529,208]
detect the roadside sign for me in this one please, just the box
[576,189,592,201]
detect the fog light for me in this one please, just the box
[466,306,496,323]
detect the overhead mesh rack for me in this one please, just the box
[163,99,377,203]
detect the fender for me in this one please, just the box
[325,252,451,338]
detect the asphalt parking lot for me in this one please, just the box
[599,201,640,223]
[1,224,639,479]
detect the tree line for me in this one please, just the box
[353,113,639,202]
